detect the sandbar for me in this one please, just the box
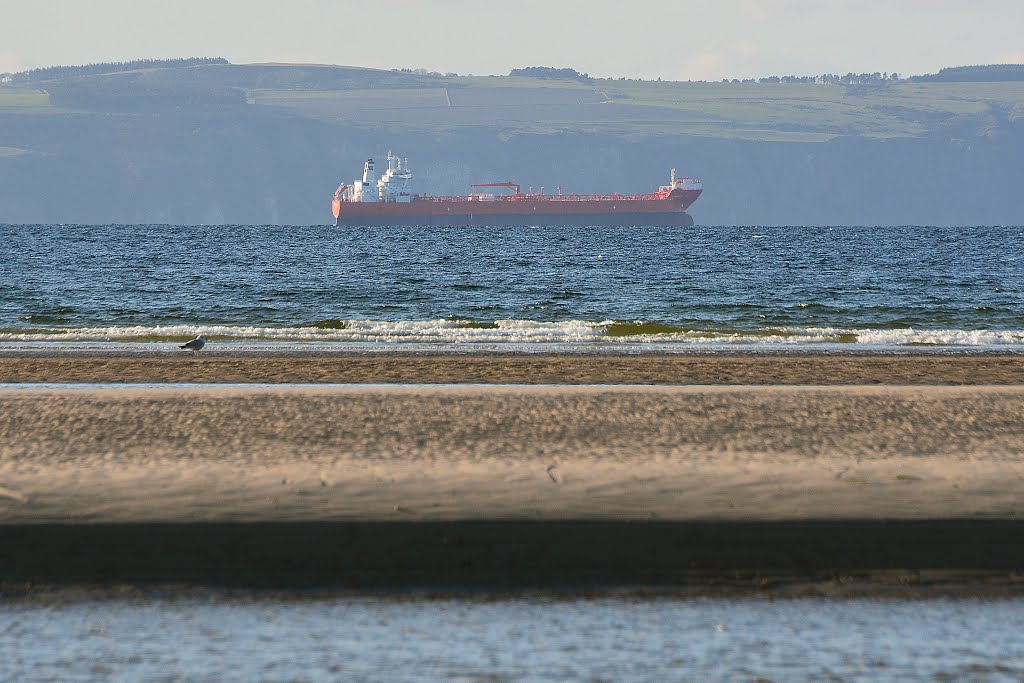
[2,383,1023,593]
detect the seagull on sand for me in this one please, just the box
[180,334,206,351]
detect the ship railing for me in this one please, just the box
[412,192,669,203]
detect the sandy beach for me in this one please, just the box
[2,372,1023,592]
[3,349,1024,385]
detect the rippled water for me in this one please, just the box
[3,597,1023,682]
[1,223,1022,347]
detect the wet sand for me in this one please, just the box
[2,382,1024,592]
[3,349,1024,385]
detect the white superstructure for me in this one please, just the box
[349,158,378,202]
[661,168,702,192]
[376,151,413,203]
[337,152,415,203]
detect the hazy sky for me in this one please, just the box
[3,0,1023,81]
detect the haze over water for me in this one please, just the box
[2,223,1023,349]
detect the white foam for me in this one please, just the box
[1,321,1023,348]
[0,320,604,344]
[642,327,1024,346]
[850,328,1024,346]
[612,327,1024,346]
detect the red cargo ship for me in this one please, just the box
[332,152,702,227]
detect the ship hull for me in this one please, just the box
[334,188,701,228]
[336,211,695,228]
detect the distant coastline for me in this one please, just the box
[2,60,1023,225]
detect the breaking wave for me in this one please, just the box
[2,320,1024,348]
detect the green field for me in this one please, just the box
[242,73,1024,141]
[4,64,1023,142]
[0,88,53,113]
[0,146,29,157]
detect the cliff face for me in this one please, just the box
[1,65,1022,226]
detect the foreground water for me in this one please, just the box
[3,596,1023,681]
[1,223,1022,349]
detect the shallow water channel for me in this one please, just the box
[3,595,1023,681]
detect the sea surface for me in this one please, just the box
[1,223,1022,350]
[3,596,1023,682]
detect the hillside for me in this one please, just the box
[1,60,1022,224]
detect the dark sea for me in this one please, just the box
[2,223,1023,349]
